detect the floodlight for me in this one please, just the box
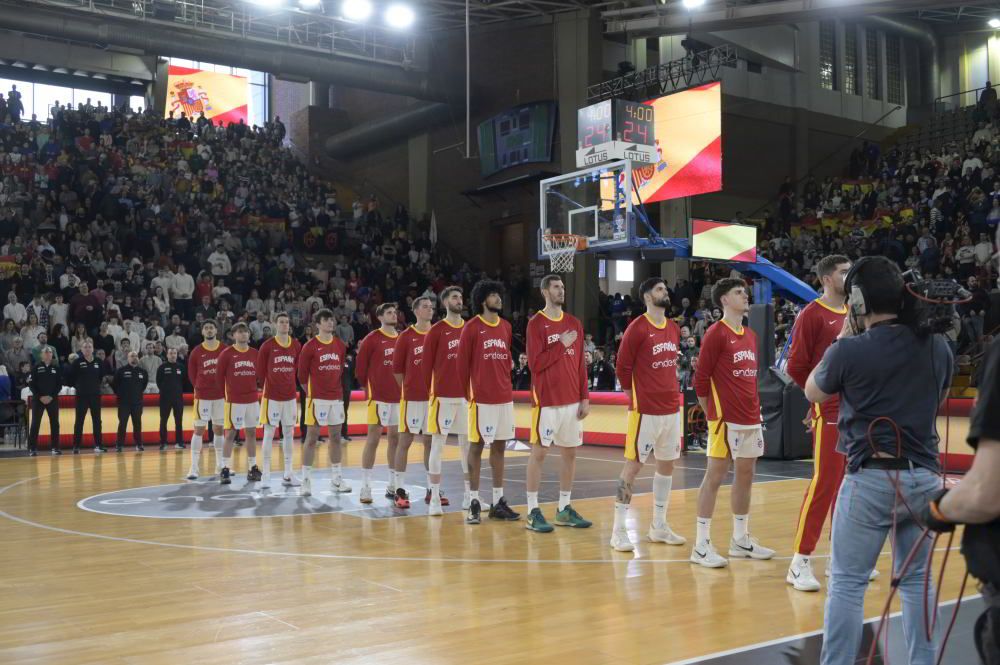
[385,3,415,29]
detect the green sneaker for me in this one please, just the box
[554,504,592,528]
[525,508,554,533]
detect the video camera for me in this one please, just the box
[898,270,972,336]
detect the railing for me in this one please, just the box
[22,0,418,68]
[935,82,1000,111]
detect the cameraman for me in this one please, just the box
[804,256,953,665]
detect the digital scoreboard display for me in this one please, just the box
[577,99,655,149]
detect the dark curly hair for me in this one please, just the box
[471,279,505,315]
[710,278,747,309]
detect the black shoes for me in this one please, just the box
[488,497,521,521]
[28,449,37,457]
[136,444,145,452]
[247,465,263,482]
[220,467,232,484]
[466,498,481,525]
[115,445,124,453]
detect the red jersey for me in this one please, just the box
[297,336,346,400]
[424,318,466,399]
[526,310,588,408]
[187,340,226,400]
[615,313,681,415]
[257,335,301,402]
[693,320,761,426]
[218,345,260,405]
[458,315,513,405]
[786,299,846,421]
[355,328,401,403]
[392,325,432,402]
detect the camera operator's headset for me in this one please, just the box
[843,255,899,333]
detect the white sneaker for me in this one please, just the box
[429,497,443,516]
[359,486,373,504]
[260,470,271,489]
[825,564,880,581]
[283,474,301,487]
[787,558,822,592]
[185,467,198,481]
[610,529,635,552]
[690,541,729,568]
[462,490,471,510]
[648,523,686,545]
[302,477,312,497]
[330,478,352,494]
[729,535,775,560]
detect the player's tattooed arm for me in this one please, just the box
[616,478,633,505]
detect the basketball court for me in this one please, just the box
[0,441,976,664]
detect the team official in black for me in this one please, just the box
[68,340,107,453]
[113,352,148,452]
[156,347,186,451]
[27,346,62,456]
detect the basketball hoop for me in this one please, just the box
[542,234,586,273]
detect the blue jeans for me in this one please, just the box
[821,466,941,665]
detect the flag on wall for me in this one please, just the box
[165,65,248,126]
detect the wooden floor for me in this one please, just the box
[0,443,970,665]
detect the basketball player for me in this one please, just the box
[691,278,774,568]
[523,274,591,533]
[217,323,261,484]
[298,308,351,497]
[391,296,441,510]
[610,277,686,551]
[186,320,227,480]
[786,255,858,591]
[257,312,301,488]
[425,286,472,511]
[356,303,401,504]
[458,280,519,524]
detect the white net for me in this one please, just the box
[542,235,581,273]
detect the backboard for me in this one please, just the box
[538,160,638,259]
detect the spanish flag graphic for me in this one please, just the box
[691,219,756,262]
[165,65,249,126]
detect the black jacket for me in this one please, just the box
[156,361,185,400]
[67,356,105,396]
[29,362,62,398]
[113,365,148,404]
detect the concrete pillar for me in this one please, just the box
[659,198,690,285]
[632,37,648,72]
[658,35,687,65]
[555,9,602,324]
[408,133,430,220]
[309,81,330,109]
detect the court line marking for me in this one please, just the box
[660,594,983,665]
[0,472,962,566]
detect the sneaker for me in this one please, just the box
[136,444,144,452]
[28,450,37,457]
[525,508,554,533]
[115,446,124,453]
[359,486,373,503]
[690,541,729,568]
[424,488,450,506]
[488,497,520,521]
[159,443,167,451]
[554,504,592,528]
[385,486,397,500]
[175,443,186,450]
[220,467,232,485]
[787,558,822,592]
[466,498,481,524]
[729,535,775,560]
[283,474,301,487]
[610,528,635,552]
[428,497,443,516]
[72,447,80,455]
[331,478,352,494]
[259,471,271,489]
[302,476,312,497]
[51,448,62,456]
[186,468,199,481]
[394,488,411,509]
[95,445,107,453]
[247,465,263,482]
[462,491,471,510]
[648,523,687,545]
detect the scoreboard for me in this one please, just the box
[576,99,656,168]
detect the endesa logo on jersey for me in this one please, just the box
[482,337,509,361]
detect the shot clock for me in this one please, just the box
[575,99,656,168]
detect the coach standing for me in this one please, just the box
[68,340,106,454]
[156,347,186,451]
[113,352,148,452]
[27,346,62,456]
